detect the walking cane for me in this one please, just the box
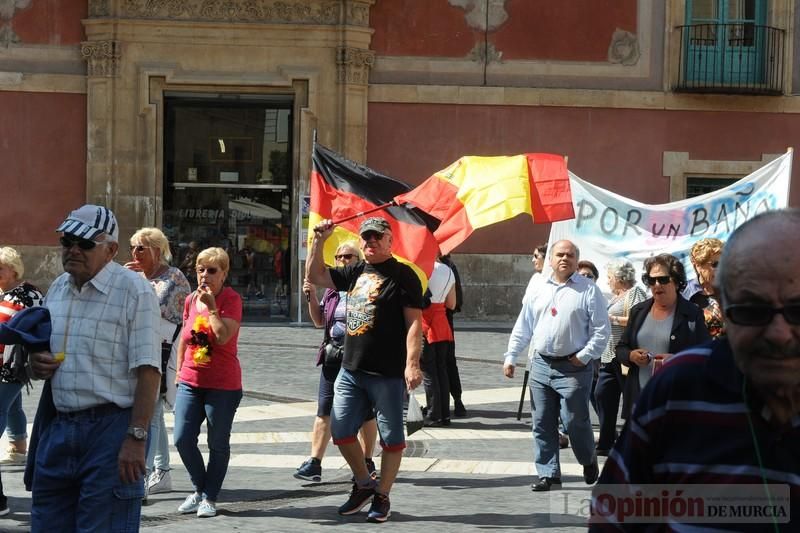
[516,369,529,420]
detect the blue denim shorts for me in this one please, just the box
[331,368,406,451]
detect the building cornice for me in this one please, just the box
[87,0,373,26]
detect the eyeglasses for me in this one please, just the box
[130,245,148,254]
[361,231,385,241]
[335,253,355,261]
[724,302,800,326]
[643,274,672,286]
[196,266,219,275]
[60,235,99,251]
[723,289,800,326]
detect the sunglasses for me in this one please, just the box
[130,245,148,254]
[196,266,219,275]
[643,274,672,286]
[361,231,385,241]
[723,288,800,326]
[60,235,99,250]
[580,272,595,280]
[724,302,800,326]
[335,253,355,261]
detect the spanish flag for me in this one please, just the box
[307,144,439,290]
[395,153,574,255]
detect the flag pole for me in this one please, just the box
[330,200,397,225]
[302,130,319,308]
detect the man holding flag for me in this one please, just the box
[306,216,424,523]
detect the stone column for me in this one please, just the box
[334,0,375,162]
[81,39,121,210]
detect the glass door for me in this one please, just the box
[163,93,294,320]
[685,0,767,84]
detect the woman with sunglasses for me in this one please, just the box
[124,228,191,499]
[173,247,243,518]
[295,242,379,483]
[687,238,726,338]
[616,254,711,420]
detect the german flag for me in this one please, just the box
[395,153,574,255]
[307,144,440,290]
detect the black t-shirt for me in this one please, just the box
[330,258,423,378]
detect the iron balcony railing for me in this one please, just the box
[675,23,785,95]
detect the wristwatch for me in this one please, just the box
[126,426,148,441]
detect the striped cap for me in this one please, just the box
[56,204,119,242]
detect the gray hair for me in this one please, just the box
[337,240,363,260]
[606,259,636,286]
[0,247,24,280]
[549,240,580,260]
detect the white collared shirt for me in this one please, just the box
[45,261,161,412]
[504,272,610,366]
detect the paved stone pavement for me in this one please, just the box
[0,322,611,532]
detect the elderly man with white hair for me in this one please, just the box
[29,205,161,532]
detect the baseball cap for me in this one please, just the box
[359,217,391,236]
[56,204,119,243]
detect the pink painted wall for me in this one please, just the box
[371,0,636,61]
[12,0,87,45]
[367,103,800,254]
[493,0,637,61]
[0,92,87,245]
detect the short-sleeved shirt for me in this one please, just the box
[149,266,191,326]
[178,286,243,390]
[330,258,423,378]
[45,261,161,412]
[427,262,455,303]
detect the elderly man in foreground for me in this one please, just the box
[591,209,800,531]
[30,205,161,532]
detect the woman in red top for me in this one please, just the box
[173,247,242,519]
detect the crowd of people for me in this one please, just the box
[0,202,796,530]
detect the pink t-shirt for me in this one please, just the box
[178,286,242,390]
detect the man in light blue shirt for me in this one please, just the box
[504,240,609,492]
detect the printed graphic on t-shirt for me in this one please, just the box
[347,272,384,336]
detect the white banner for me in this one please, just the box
[548,150,793,294]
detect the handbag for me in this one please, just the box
[323,339,344,367]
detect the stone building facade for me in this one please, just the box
[1,0,799,320]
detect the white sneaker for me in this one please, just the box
[147,469,172,494]
[0,451,26,465]
[197,498,217,518]
[178,492,203,514]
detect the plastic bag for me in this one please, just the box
[406,393,424,436]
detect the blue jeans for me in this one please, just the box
[31,407,143,532]
[331,368,406,451]
[0,382,26,442]
[173,383,242,501]
[530,356,596,478]
[146,396,170,472]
